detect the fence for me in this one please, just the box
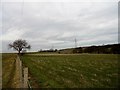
[16,55,29,88]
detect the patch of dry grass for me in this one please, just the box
[2,53,17,88]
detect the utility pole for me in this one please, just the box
[75,38,77,48]
[51,44,54,50]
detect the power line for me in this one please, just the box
[18,0,24,31]
[21,0,24,17]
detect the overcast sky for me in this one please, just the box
[0,0,119,53]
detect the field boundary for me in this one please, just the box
[16,55,29,88]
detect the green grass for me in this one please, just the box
[0,53,2,88]
[21,54,119,88]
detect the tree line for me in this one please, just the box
[72,44,120,54]
[8,39,120,54]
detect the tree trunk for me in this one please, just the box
[18,50,20,55]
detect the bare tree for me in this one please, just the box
[8,39,31,55]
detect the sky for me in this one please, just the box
[0,0,119,53]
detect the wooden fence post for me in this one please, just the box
[16,56,23,88]
[16,56,29,88]
[23,67,28,88]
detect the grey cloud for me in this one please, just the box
[1,1,118,52]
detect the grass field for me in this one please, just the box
[21,54,119,88]
[0,53,2,88]
[2,53,17,88]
